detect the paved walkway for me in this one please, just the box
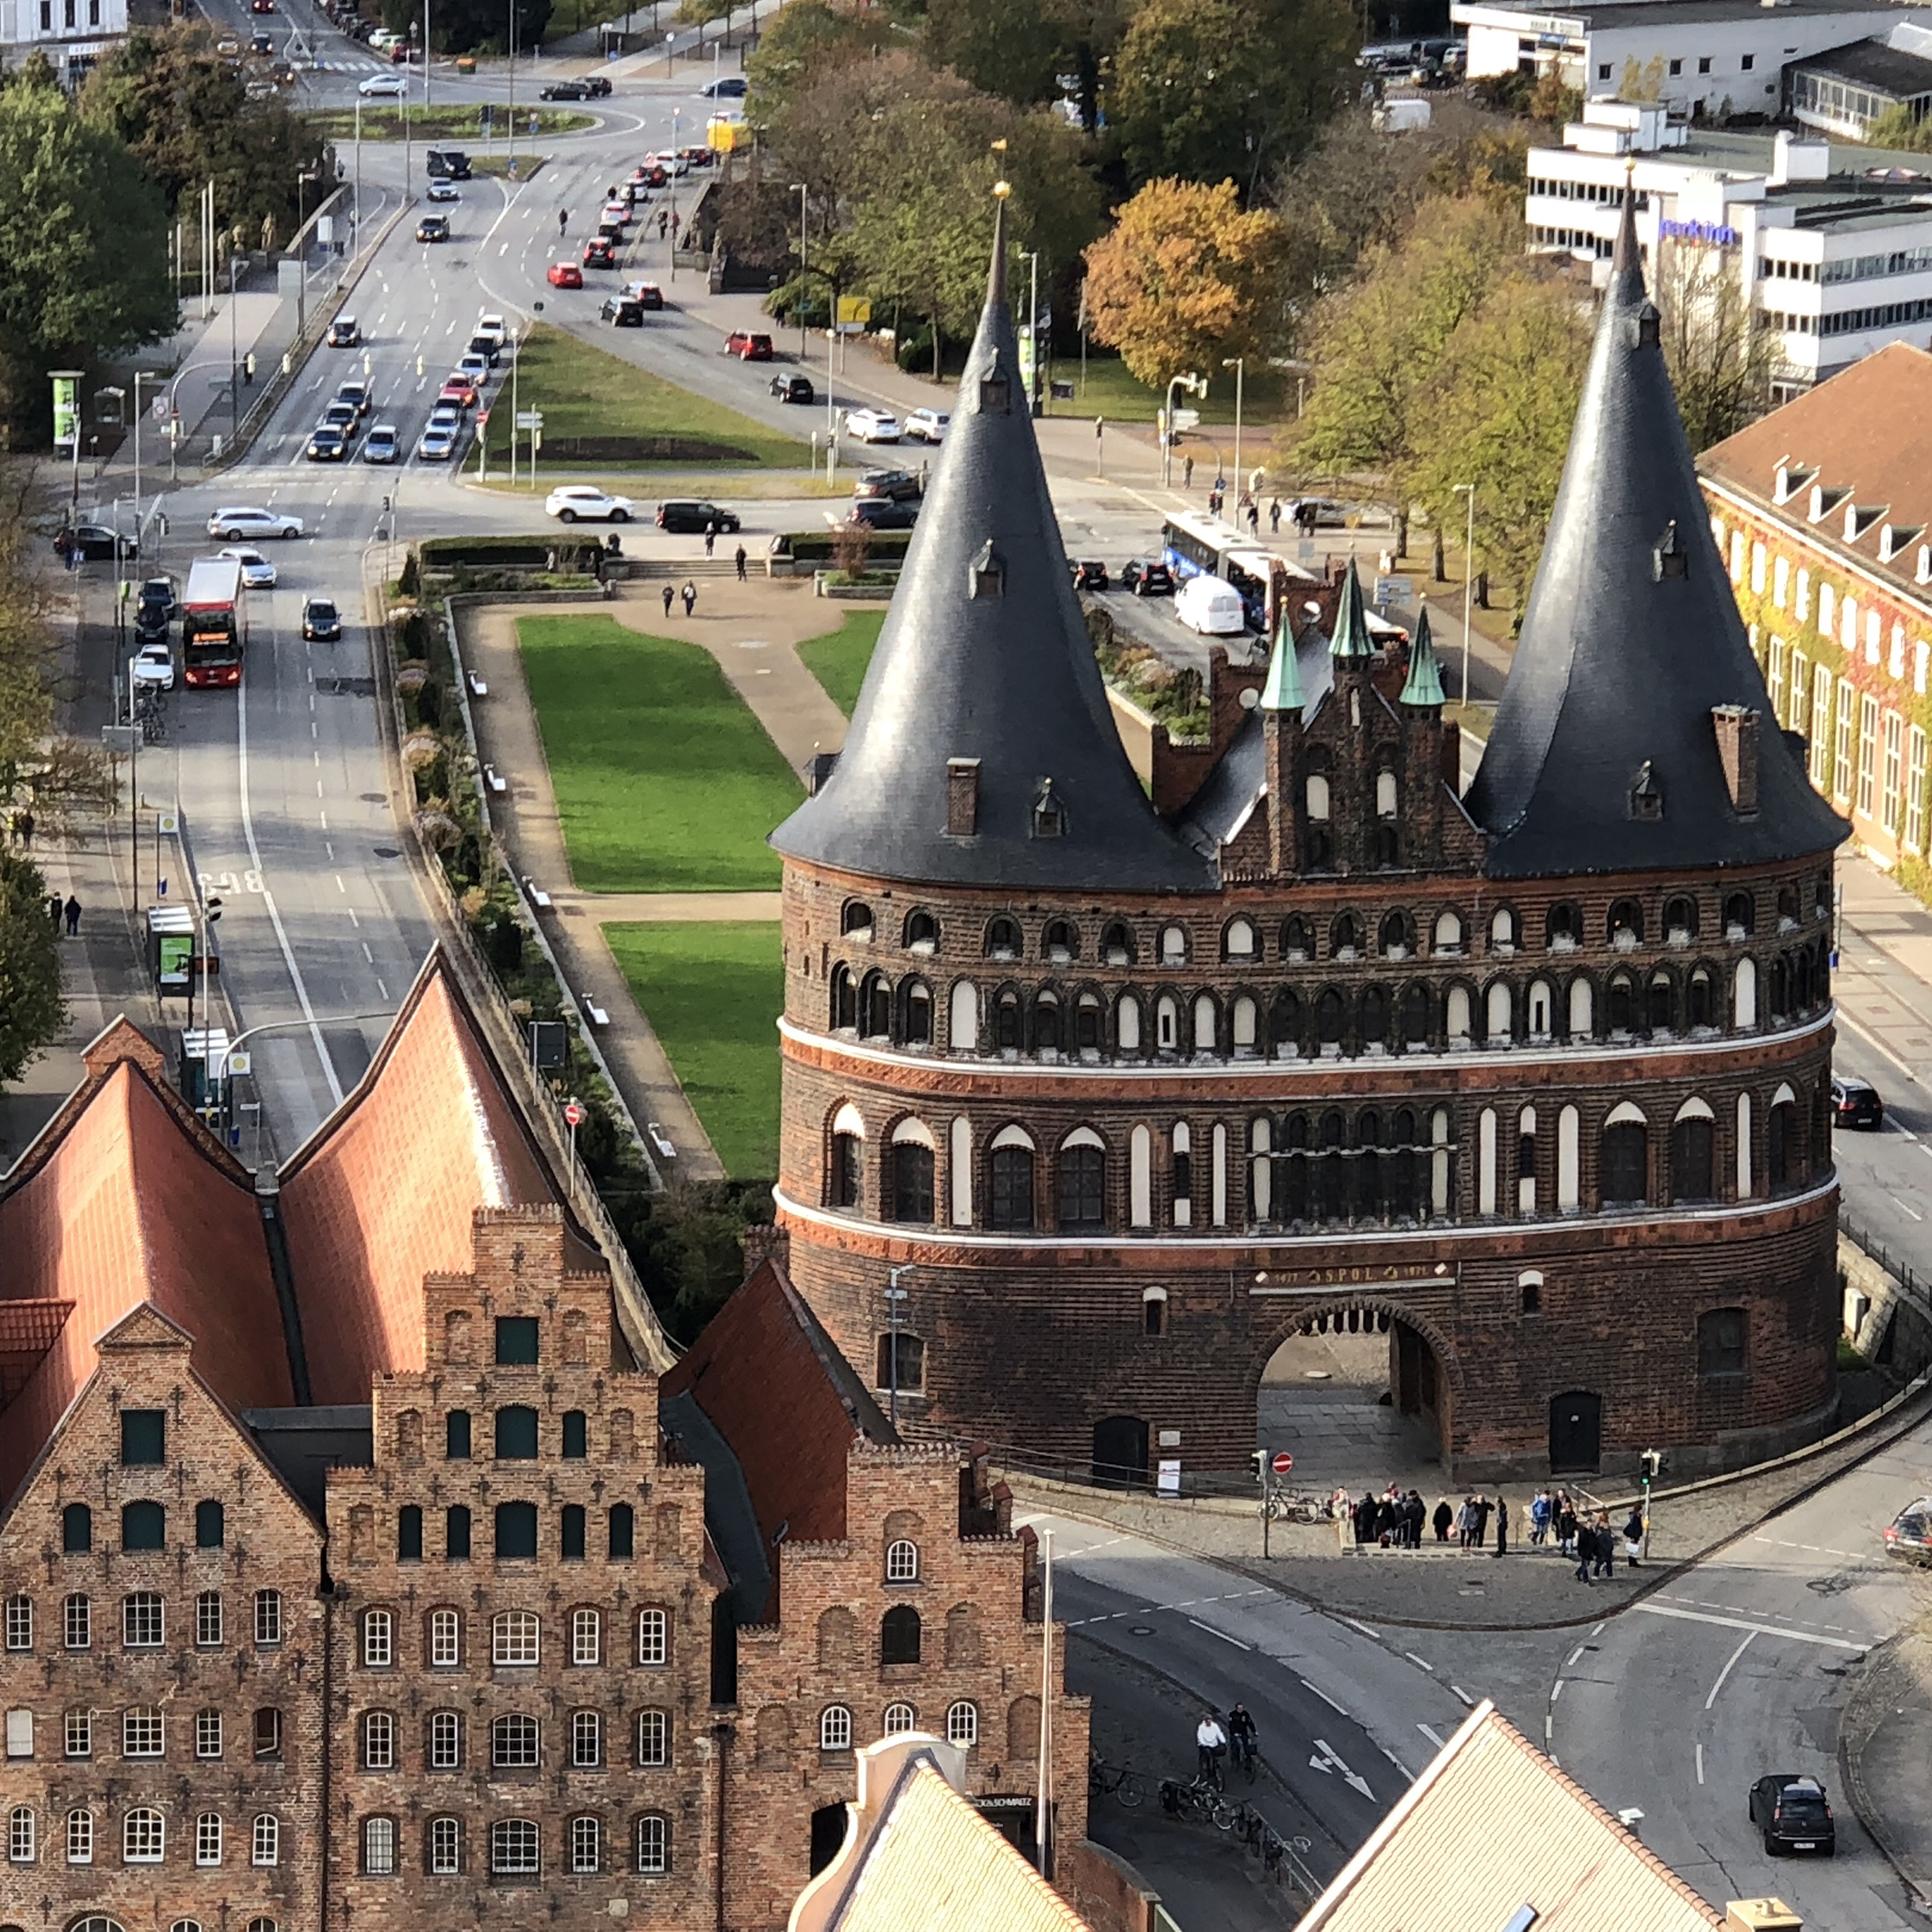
[1843,1615,1932,1902]
[453,577,850,1182]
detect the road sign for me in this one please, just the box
[563,1099,585,1127]
[157,812,178,834]
[1271,1451,1293,1475]
[226,1050,252,1076]
[1171,407,1201,433]
[514,410,543,430]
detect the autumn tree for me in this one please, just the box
[1081,177,1287,388]
[0,847,64,1085]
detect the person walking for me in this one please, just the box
[734,544,748,582]
[1557,1495,1578,1558]
[1354,1491,1376,1545]
[1269,497,1283,534]
[680,579,697,617]
[559,207,569,236]
[1182,454,1194,492]
[1529,1489,1550,1547]
[13,809,33,848]
[1405,1489,1425,1549]
[661,582,675,620]
[1472,1494,1494,1549]
[1593,1512,1615,1578]
[703,521,717,558]
[63,894,81,937]
[658,209,670,240]
[47,892,63,928]
[1431,1497,1453,1543]
[1622,1506,1646,1567]
[1455,1496,1475,1551]
[1575,1519,1596,1584]
[1493,1494,1508,1557]
[1246,498,1260,536]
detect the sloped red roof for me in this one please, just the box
[0,1061,291,1502]
[280,952,602,1403]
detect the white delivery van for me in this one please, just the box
[1175,573,1247,636]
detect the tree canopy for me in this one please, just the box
[0,847,65,1087]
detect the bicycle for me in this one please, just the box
[1265,1489,1333,1524]
[1088,1757,1144,1808]
[1158,1775,1223,1824]
[1229,1731,1259,1784]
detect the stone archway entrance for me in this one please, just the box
[1256,1302,1450,1489]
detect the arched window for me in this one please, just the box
[1485,980,1512,1042]
[901,980,932,1045]
[1733,956,1758,1028]
[1247,1115,1273,1220]
[1376,767,1399,817]
[995,987,1022,1050]
[830,964,856,1031]
[62,1503,92,1554]
[1516,1107,1537,1214]
[1281,914,1313,960]
[362,1815,397,1876]
[1379,910,1412,957]
[8,1804,34,1865]
[1433,910,1463,954]
[1601,1107,1648,1206]
[490,1817,539,1876]
[859,971,892,1039]
[1687,965,1714,1029]
[1664,895,1698,941]
[1489,906,1517,950]
[124,1807,165,1863]
[1100,919,1135,964]
[842,901,874,937]
[1058,1135,1106,1229]
[885,1539,919,1583]
[1116,991,1142,1054]
[1478,1107,1498,1214]
[493,1610,540,1665]
[1768,1086,1796,1190]
[1360,985,1390,1049]
[904,910,939,951]
[946,1701,980,1747]
[989,1134,1035,1230]
[820,1705,853,1752]
[1155,992,1179,1053]
[1736,1090,1754,1199]
[195,1499,226,1548]
[1033,991,1063,1054]
[492,1713,541,1768]
[1671,1100,1715,1202]
[120,1501,164,1551]
[1230,995,1257,1054]
[829,1101,864,1210]
[634,1815,670,1876]
[1191,992,1217,1054]
[1723,892,1755,938]
[1567,976,1593,1039]
[949,980,978,1051]
[1330,912,1362,959]
[1316,1110,1346,1222]
[1394,982,1427,1049]
[1223,918,1256,959]
[1076,991,1103,1052]
[1041,919,1077,961]
[494,1406,538,1459]
[1270,990,1301,1058]
[1777,883,1801,929]
[985,916,1021,960]
[1610,900,1643,947]
[890,1121,935,1224]
[879,1605,921,1666]
[1606,973,1636,1034]
[1647,969,1676,1034]
[1357,1109,1384,1220]
[882,1702,917,1736]
[1159,923,1188,965]
[1305,771,1331,820]
[1545,902,1582,950]
[1430,1108,1453,1215]
[1526,978,1552,1039]
[1316,987,1346,1049]
[1557,1104,1580,1209]
[1387,1108,1419,1220]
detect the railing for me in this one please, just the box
[1841,1207,1923,1301]
[901,1422,1256,1501]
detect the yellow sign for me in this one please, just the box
[836,296,872,329]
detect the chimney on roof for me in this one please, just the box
[740,1221,789,1283]
[1713,705,1761,816]
[946,757,980,836]
[1725,1902,1801,1932]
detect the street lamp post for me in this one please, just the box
[791,182,807,360]
[229,254,240,446]
[885,1265,913,1430]
[1222,356,1245,501]
[668,106,681,281]
[1453,482,1476,706]
[506,0,517,177]
[1023,249,1040,417]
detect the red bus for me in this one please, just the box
[182,555,248,688]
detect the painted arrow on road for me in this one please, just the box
[1310,1738,1374,1801]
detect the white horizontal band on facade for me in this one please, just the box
[771,1171,1840,1255]
[777,1003,1835,1085]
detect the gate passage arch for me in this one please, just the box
[1251,1295,1462,1465]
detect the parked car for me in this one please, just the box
[843,407,899,443]
[581,238,616,268]
[1175,574,1247,636]
[1884,1496,1932,1561]
[853,469,921,503]
[539,78,587,100]
[425,147,471,179]
[305,425,348,462]
[467,332,501,365]
[848,497,920,531]
[132,641,176,690]
[601,297,645,326]
[358,70,407,95]
[438,377,478,410]
[326,315,362,348]
[57,523,134,562]
[416,214,450,243]
[362,423,401,464]
[1748,1776,1835,1855]
[657,499,740,534]
[546,261,583,289]
[904,407,949,443]
[474,312,507,351]
[207,506,303,541]
[1832,1076,1884,1129]
[456,353,491,386]
[546,485,636,523]
[724,330,773,361]
[135,577,177,621]
[770,372,815,404]
[218,546,278,589]
[1070,559,1109,591]
[1121,559,1175,596]
[302,597,343,642]
[621,280,664,309]
[133,595,172,643]
[1285,494,1348,528]
[425,179,460,204]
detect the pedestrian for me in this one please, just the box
[1473,1494,1494,1548]
[559,207,569,236]
[1593,1512,1615,1578]
[1622,1506,1646,1567]
[1456,1497,1474,1551]
[703,521,717,558]
[680,579,697,617]
[1354,1491,1375,1545]
[662,582,675,620]
[1269,497,1283,534]
[1183,454,1194,491]
[1375,1494,1398,1544]
[1575,1521,1596,1584]
[20,810,33,849]
[1557,1496,1578,1557]
[1493,1494,1508,1557]
[64,894,81,937]
[658,209,669,240]
[1431,1497,1453,1543]
[1406,1489,1425,1548]
[1247,500,1260,536]
[47,892,63,928]
[734,544,748,582]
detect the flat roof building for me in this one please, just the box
[1788,20,1932,136]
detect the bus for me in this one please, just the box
[182,555,247,689]
[1161,512,1318,633]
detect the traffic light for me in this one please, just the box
[1249,1449,1267,1485]
[1640,1449,1663,1482]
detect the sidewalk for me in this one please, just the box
[1841,1616,1932,1905]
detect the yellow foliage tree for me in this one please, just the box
[1081,177,1287,389]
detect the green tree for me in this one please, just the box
[1652,234,1781,449]
[1081,176,1287,386]
[0,847,65,1085]
[1864,102,1932,153]
[1110,0,1354,200]
[923,0,1066,106]
[745,0,886,128]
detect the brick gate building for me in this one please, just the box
[769,198,1849,1485]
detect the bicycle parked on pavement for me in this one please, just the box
[1087,1756,1145,1808]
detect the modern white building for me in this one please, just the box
[1525,100,1932,391]
[1453,0,1932,119]
[1788,20,1932,135]
[0,0,128,77]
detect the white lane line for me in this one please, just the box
[1551,1680,1566,1703]
[1418,1723,1445,1750]
[318,810,327,830]
[1566,1646,1586,1668]
[335,875,346,893]
[362,941,373,961]
[1299,1678,1349,1718]
[1592,1622,1606,1638]
[1705,1631,1755,1710]
[238,678,344,1108]
[1544,1714,1552,1741]
[375,977,389,998]
[1342,1618,1381,1640]
[1642,1602,1867,1651]
[1696,1741,1705,1786]
[1449,1685,1474,1706]
[1404,1652,1434,1673]
[1187,1619,1251,1651]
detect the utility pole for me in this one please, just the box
[791,182,806,360]
[1223,357,1245,499]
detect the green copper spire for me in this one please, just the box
[1329,555,1376,661]
[1260,599,1305,713]
[1400,605,1448,708]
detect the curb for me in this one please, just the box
[1838,1628,1932,1910]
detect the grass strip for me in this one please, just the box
[797,609,886,718]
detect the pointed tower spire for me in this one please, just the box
[1260,597,1305,712]
[769,189,1211,895]
[1400,606,1447,709]
[1464,156,1845,878]
[1329,555,1376,661]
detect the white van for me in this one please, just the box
[1175,574,1247,636]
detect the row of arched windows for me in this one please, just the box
[824,945,1828,1059]
[833,878,1830,967]
[2,1805,281,1867]
[822,1081,1824,1232]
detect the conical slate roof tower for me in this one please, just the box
[1465,195,1846,876]
[770,194,1212,893]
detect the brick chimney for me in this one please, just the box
[1712,705,1760,816]
[740,1222,791,1282]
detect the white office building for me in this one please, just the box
[1525,100,1932,391]
[1453,0,1932,119]
[0,0,128,77]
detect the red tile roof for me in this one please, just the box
[0,1058,291,1503]
[280,950,603,1402]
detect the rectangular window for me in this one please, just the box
[492,1714,540,1768]
[1796,567,1810,622]
[6,1709,33,1758]
[1908,726,1928,854]
[445,1409,472,1459]
[63,1595,89,1651]
[636,1608,667,1666]
[430,1608,461,1666]
[494,1501,538,1559]
[561,1503,586,1561]
[1883,709,1905,834]
[4,1597,30,1651]
[1788,649,1808,734]
[119,1409,165,1464]
[363,1610,393,1668]
[197,1709,222,1759]
[254,1707,282,1759]
[197,1813,222,1867]
[493,1610,541,1666]
[123,1707,162,1757]
[636,1708,668,1767]
[124,1593,163,1647]
[1835,679,1855,802]
[1750,539,1766,593]
[254,1590,281,1647]
[1858,693,1880,818]
[362,1710,395,1770]
[430,1710,462,1769]
[1768,636,1786,720]
[198,1591,223,1647]
[65,1710,91,1759]
[446,1504,472,1561]
[494,1315,540,1364]
[1772,554,1789,608]
[1811,668,1832,789]
[571,1709,601,1768]
[572,1608,600,1665]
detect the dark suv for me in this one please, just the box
[656,499,741,534]
[1831,1076,1884,1129]
[849,497,919,531]
[1749,1775,1835,1855]
[538,78,587,99]
[853,469,922,503]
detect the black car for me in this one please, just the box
[467,333,501,365]
[133,602,171,645]
[848,497,920,531]
[601,297,645,326]
[425,147,471,179]
[1749,1774,1835,1855]
[854,469,922,504]
[582,74,611,96]
[306,425,347,462]
[416,214,450,243]
[1832,1076,1884,1129]
[57,523,133,562]
[302,597,343,642]
[1070,559,1109,591]
[770,372,815,405]
[135,577,177,621]
[656,499,740,534]
[1122,559,1175,596]
[538,78,586,100]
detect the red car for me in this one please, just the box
[582,238,616,268]
[546,261,583,289]
[725,330,773,361]
[438,377,477,409]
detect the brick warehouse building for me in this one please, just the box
[769,197,1850,1485]
[0,964,1086,1932]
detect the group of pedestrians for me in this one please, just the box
[1347,1480,1647,1579]
[9,809,34,848]
[1525,1489,1647,1583]
[659,582,700,619]
[46,892,80,935]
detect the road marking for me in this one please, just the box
[1417,1723,1445,1750]
[1705,1631,1755,1710]
[238,677,344,1108]
[1566,1646,1586,1668]
[376,977,389,998]
[1310,1739,1373,1801]
[1404,1651,1434,1672]
[1551,1679,1565,1702]
[1449,1685,1473,1706]
[1641,1602,1867,1651]
[1341,1618,1380,1640]
[1544,1714,1552,1741]
[1298,1678,1348,1718]
[1188,1619,1251,1651]
[362,941,373,962]
[335,875,346,893]
[348,907,358,928]
[1592,1622,1606,1638]
[318,810,327,830]
[1696,1742,1704,1786]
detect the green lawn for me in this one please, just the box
[604,921,782,1179]
[797,609,885,718]
[1039,353,1291,427]
[483,323,808,468]
[518,615,802,890]
[301,106,593,140]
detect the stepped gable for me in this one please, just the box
[770,195,1213,895]
[279,947,604,1404]
[1465,193,1847,878]
[0,1050,290,1505]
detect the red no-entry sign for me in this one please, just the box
[563,1099,585,1127]
[1271,1452,1293,1475]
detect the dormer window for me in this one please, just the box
[1844,502,1885,545]
[1630,761,1664,821]
[1633,300,1660,348]
[1652,522,1687,581]
[968,540,1004,600]
[1031,779,1065,838]
[975,353,1009,415]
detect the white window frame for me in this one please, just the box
[362,1814,397,1876]
[491,1817,540,1876]
[571,1708,601,1769]
[254,1590,282,1647]
[820,1705,852,1752]
[1858,692,1880,819]
[1834,680,1855,802]
[252,1813,280,1867]
[4,1596,31,1651]
[493,1610,540,1666]
[124,1806,165,1865]
[7,1804,34,1864]
[1882,708,1904,835]
[196,1708,222,1759]
[123,1705,164,1758]
[572,1607,600,1665]
[124,1591,164,1648]
[362,1608,393,1668]
[66,1808,93,1865]
[946,1701,979,1747]
[636,1707,669,1767]
[1907,725,1928,854]
[635,1813,668,1876]
[429,1816,461,1874]
[571,1814,601,1876]
[883,1701,916,1737]
[1810,667,1831,789]
[196,1813,222,1867]
[429,1607,461,1667]
[65,1710,92,1759]
[63,1593,90,1651]
[636,1608,667,1666]
[4,1709,31,1759]
[492,1713,541,1769]
[884,1539,919,1584]
[195,1589,223,1648]
[362,1710,395,1772]
[429,1709,462,1770]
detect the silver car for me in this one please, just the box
[207,505,303,541]
[218,545,278,589]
